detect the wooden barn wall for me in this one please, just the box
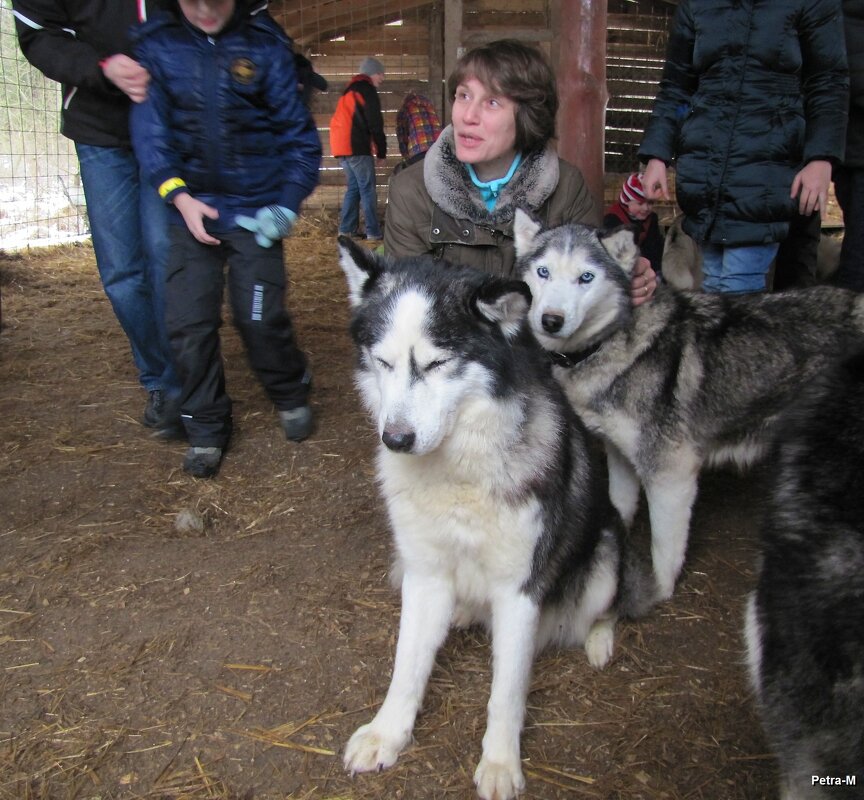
[269,2,439,213]
[605,0,678,218]
[269,0,675,215]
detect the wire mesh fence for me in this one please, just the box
[1,0,88,249]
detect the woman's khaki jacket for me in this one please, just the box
[383,126,599,278]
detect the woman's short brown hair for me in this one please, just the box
[447,39,558,154]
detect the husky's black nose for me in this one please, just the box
[382,430,416,452]
[541,312,565,333]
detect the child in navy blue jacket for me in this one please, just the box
[132,0,322,478]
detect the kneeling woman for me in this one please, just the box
[384,39,655,301]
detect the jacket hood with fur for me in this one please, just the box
[423,126,561,227]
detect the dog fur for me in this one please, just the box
[745,348,864,800]
[337,237,656,800]
[514,209,864,599]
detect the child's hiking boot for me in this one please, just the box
[279,406,314,442]
[183,446,223,478]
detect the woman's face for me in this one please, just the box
[451,77,518,181]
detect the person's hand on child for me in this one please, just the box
[101,54,150,103]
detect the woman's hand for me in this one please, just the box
[631,256,657,306]
[791,160,832,217]
[642,159,669,201]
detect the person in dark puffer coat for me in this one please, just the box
[131,0,322,478]
[639,0,849,294]
[832,0,864,291]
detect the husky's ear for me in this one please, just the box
[337,235,383,307]
[597,226,640,275]
[472,279,532,340]
[513,208,543,257]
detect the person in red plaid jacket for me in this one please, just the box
[394,91,443,174]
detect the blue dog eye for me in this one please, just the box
[536,266,550,279]
[579,272,594,284]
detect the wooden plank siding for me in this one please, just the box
[604,11,675,174]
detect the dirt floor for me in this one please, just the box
[0,223,779,800]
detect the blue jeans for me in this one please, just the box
[700,242,780,294]
[338,155,382,238]
[76,143,180,396]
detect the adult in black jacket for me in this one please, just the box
[832,0,864,290]
[639,0,849,294]
[12,0,182,435]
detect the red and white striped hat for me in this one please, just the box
[620,173,646,205]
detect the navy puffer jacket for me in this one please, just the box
[843,0,864,168]
[639,0,848,246]
[131,2,321,231]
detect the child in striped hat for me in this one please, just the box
[604,173,665,276]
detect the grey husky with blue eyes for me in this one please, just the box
[515,209,864,601]
[337,236,657,800]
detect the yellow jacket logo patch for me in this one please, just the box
[231,58,257,85]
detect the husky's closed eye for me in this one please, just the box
[336,238,658,800]
[424,358,449,372]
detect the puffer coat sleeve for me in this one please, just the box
[640,0,848,246]
[843,0,864,168]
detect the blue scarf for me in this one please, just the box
[466,154,523,211]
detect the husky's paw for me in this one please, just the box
[585,619,615,669]
[473,755,525,800]
[343,723,406,775]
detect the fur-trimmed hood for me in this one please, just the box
[423,125,561,226]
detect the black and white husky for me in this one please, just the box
[337,238,656,800]
[745,348,864,800]
[515,210,864,600]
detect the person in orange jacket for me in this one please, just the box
[330,57,386,241]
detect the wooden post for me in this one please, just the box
[428,3,445,124]
[552,0,608,215]
[442,0,464,125]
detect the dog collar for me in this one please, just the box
[547,343,602,368]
